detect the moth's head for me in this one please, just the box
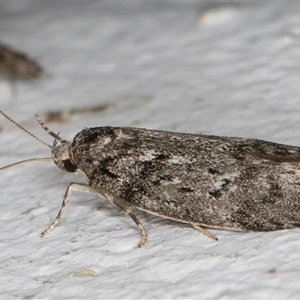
[0,110,76,173]
[52,139,77,173]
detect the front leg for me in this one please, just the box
[40,182,98,237]
[40,182,148,247]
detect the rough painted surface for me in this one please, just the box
[0,2,300,299]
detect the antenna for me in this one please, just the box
[35,114,65,143]
[0,110,55,171]
[0,110,52,148]
[0,157,53,170]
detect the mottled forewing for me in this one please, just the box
[71,127,300,231]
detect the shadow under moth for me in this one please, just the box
[1,110,300,247]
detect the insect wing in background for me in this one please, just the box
[0,43,44,81]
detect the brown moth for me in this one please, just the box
[1,110,300,247]
[0,42,44,90]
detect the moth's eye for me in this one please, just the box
[63,159,77,173]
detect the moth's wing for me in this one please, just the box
[72,127,300,231]
[109,132,247,230]
[0,43,43,79]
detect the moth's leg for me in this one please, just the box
[40,182,97,237]
[109,196,147,248]
[128,211,148,248]
[192,224,218,241]
[3,74,17,97]
[9,79,17,98]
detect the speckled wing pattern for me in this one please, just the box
[71,127,300,232]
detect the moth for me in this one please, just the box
[0,42,44,92]
[1,110,300,247]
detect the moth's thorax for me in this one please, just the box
[52,141,77,173]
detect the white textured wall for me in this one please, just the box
[0,2,300,299]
